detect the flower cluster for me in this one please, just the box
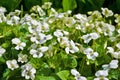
[0,2,119,80]
[94,60,118,80]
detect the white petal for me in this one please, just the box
[71,69,80,76]
[39,46,48,52]
[12,38,21,44]
[109,60,118,69]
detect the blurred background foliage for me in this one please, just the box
[0,0,120,14]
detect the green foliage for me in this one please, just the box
[62,0,77,11]
[35,76,56,80]
[0,0,120,14]
[56,70,70,80]
[0,0,21,12]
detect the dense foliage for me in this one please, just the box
[0,1,120,80]
[0,0,120,14]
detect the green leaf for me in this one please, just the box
[0,57,5,63]
[116,0,120,12]
[35,76,56,80]
[56,70,70,80]
[62,0,77,11]
[64,56,77,68]
[0,0,22,12]
[109,69,119,80]
[3,69,11,79]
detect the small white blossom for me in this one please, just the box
[109,60,118,69]
[6,59,19,70]
[84,48,98,60]
[54,30,63,37]
[107,47,120,59]
[75,76,87,80]
[7,16,20,25]
[95,70,108,77]
[71,69,80,77]
[0,7,6,13]
[107,47,114,54]
[102,64,110,71]
[12,38,26,50]
[30,49,43,58]
[30,33,52,44]
[41,22,49,32]
[94,70,108,80]
[113,51,120,59]
[103,23,115,36]
[94,77,108,80]
[63,17,76,27]
[58,37,69,47]
[82,33,99,43]
[90,32,100,40]
[65,40,79,54]
[71,69,87,80]
[115,14,120,23]
[101,8,113,17]
[116,42,120,49]
[21,63,36,80]
[31,5,45,16]
[42,2,52,9]
[82,34,92,43]
[18,54,28,63]
[30,46,48,58]
[0,46,6,57]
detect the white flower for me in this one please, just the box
[37,6,45,16]
[21,63,36,80]
[101,8,113,17]
[82,33,99,43]
[38,46,48,52]
[115,14,120,23]
[109,60,118,69]
[107,47,114,54]
[30,49,43,58]
[102,60,119,70]
[0,46,6,57]
[0,7,6,13]
[74,14,88,22]
[95,70,108,77]
[12,38,26,50]
[107,47,120,59]
[71,69,87,80]
[30,33,52,44]
[71,69,80,76]
[58,37,69,47]
[94,77,108,80]
[75,76,87,80]
[90,32,100,39]
[6,59,19,70]
[41,22,49,32]
[112,51,120,59]
[18,54,28,63]
[63,17,76,27]
[84,48,98,60]
[88,11,102,20]
[65,40,79,54]
[82,34,92,43]
[94,70,109,80]
[30,46,48,58]
[54,30,63,37]
[103,23,115,36]
[42,2,52,9]
[116,42,120,49]
[102,64,110,71]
